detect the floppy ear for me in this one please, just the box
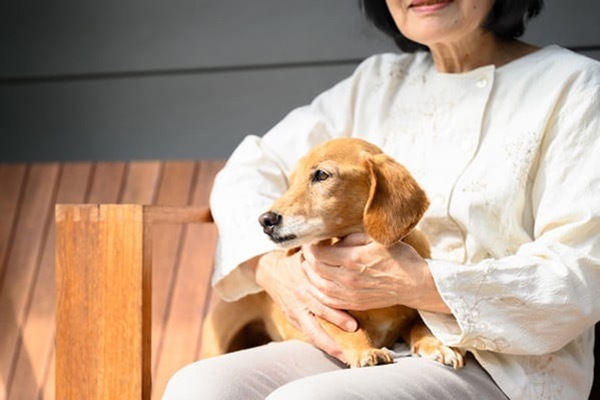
[363,154,429,246]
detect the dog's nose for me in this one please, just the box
[258,211,281,234]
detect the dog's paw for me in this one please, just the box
[350,348,394,368]
[412,341,465,369]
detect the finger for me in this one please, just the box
[310,298,358,332]
[302,257,337,283]
[305,246,347,275]
[304,254,364,288]
[337,233,372,247]
[308,285,361,312]
[301,243,317,265]
[309,241,364,268]
[302,260,349,297]
[302,258,371,309]
[302,263,360,326]
[298,312,348,364]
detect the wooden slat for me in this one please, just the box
[88,162,127,203]
[152,161,223,397]
[0,164,27,398]
[192,161,225,205]
[52,163,127,400]
[0,164,27,288]
[120,162,162,204]
[153,223,218,398]
[193,161,226,337]
[119,163,162,400]
[55,204,151,400]
[10,164,92,400]
[0,163,60,400]
[150,162,197,387]
[145,206,212,224]
[195,161,231,358]
[42,353,55,400]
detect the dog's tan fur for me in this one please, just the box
[202,138,464,368]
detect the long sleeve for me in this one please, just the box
[420,69,600,356]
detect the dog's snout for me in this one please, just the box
[259,211,282,234]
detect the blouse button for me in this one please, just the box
[476,78,488,88]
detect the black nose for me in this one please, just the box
[258,211,282,234]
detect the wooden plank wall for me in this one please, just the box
[1,0,599,162]
[0,160,224,399]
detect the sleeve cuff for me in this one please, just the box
[418,259,466,347]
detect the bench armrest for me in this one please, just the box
[55,204,212,400]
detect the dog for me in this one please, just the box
[201,137,464,368]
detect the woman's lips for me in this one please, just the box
[409,0,453,13]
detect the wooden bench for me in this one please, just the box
[0,160,223,399]
[0,160,598,399]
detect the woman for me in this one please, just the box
[164,0,600,398]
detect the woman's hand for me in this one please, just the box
[302,234,451,314]
[253,250,358,363]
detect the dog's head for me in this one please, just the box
[258,138,429,248]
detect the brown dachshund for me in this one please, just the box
[201,138,464,368]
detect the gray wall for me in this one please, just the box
[1,0,599,162]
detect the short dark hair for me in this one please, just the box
[359,0,544,53]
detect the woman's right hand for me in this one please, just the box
[253,250,357,363]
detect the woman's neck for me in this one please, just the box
[428,33,538,73]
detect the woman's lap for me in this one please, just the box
[163,340,343,399]
[162,340,507,400]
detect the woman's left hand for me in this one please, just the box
[302,233,449,313]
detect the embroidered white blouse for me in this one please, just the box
[209,45,600,399]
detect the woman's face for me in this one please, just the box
[385,0,495,47]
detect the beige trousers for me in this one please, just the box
[163,340,507,400]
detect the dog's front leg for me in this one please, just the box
[318,319,394,368]
[406,319,465,369]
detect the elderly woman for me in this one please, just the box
[164,0,600,398]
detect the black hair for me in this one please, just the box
[359,0,544,53]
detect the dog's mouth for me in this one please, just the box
[267,233,297,245]
[266,229,332,249]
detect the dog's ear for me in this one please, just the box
[363,153,429,246]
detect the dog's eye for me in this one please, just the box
[312,169,330,182]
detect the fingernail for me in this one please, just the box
[346,320,358,332]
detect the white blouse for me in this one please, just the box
[209,45,600,399]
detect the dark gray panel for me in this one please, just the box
[0,64,357,162]
[2,0,598,79]
[579,49,600,61]
[523,0,600,47]
[0,0,392,79]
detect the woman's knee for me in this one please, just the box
[267,378,337,400]
[163,356,261,400]
[162,359,221,400]
[162,341,335,399]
